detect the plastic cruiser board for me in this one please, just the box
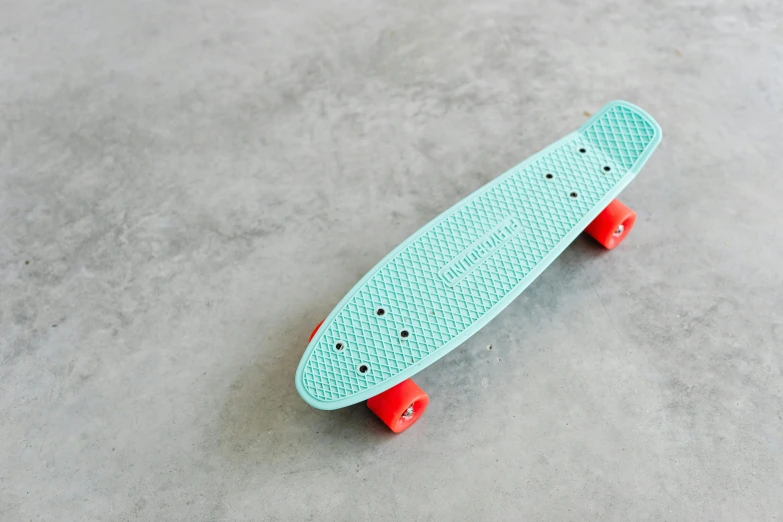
[295,101,662,432]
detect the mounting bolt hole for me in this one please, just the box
[400,330,410,339]
[376,308,385,316]
[578,148,587,153]
[335,342,344,351]
[545,173,554,179]
[603,166,611,172]
[358,364,369,374]
[570,192,578,198]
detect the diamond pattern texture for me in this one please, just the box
[299,102,661,407]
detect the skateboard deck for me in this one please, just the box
[296,100,661,415]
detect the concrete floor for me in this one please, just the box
[2,0,782,520]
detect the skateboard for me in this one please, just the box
[295,100,662,433]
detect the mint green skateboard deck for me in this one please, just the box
[295,101,662,419]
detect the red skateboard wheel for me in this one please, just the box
[367,379,429,433]
[308,320,324,342]
[585,199,636,250]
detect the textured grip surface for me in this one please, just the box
[296,101,661,409]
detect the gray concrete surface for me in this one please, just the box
[2,0,782,520]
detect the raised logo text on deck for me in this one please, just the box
[438,219,522,287]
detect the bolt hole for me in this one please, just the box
[376,308,385,316]
[579,147,587,153]
[358,364,369,374]
[545,173,554,179]
[400,330,410,339]
[335,342,344,351]
[570,192,578,198]
[603,166,611,172]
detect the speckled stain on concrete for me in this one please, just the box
[1,1,782,520]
